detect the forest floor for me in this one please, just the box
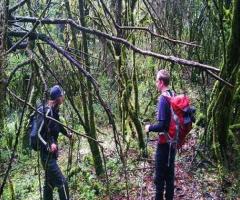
[2,127,238,200]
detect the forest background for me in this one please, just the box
[0,0,240,199]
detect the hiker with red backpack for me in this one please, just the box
[145,69,195,200]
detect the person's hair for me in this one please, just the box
[157,69,170,86]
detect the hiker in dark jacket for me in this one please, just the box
[39,85,72,200]
[145,69,176,200]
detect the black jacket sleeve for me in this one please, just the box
[149,120,166,132]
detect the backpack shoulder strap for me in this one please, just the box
[161,90,180,142]
[161,90,174,104]
[37,105,52,147]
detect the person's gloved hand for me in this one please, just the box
[50,143,58,153]
[67,132,73,139]
[145,124,150,133]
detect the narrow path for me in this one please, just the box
[135,132,225,200]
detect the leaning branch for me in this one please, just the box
[206,70,233,88]
[8,0,28,13]
[37,34,123,158]
[8,31,233,87]
[9,16,219,73]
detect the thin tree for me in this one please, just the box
[0,0,7,131]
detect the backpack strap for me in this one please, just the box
[37,106,52,148]
[162,89,175,98]
[161,90,179,166]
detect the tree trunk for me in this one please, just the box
[79,0,104,176]
[0,0,7,132]
[207,0,240,166]
[128,0,146,154]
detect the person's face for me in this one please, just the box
[155,76,163,92]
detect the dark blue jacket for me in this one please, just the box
[39,105,67,157]
[149,90,173,133]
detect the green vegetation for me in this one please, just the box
[0,0,240,199]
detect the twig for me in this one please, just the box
[127,166,154,172]
[100,146,111,200]
[118,26,201,47]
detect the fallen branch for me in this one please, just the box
[10,16,219,73]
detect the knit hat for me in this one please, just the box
[50,85,64,100]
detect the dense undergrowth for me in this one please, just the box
[1,125,240,199]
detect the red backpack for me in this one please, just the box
[158,92,195,149]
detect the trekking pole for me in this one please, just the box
[145,131,150,157]
[66,133,73,180]
[140,125,150,199]
[37,147,43,200]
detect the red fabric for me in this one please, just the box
[158,95,192,148]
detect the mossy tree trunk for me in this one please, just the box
[79,0,104,176]
[0,0,7,132]
[113,0,145,154]
[113,0,127,142]
[207,0,240,167]
[128,0,146,154]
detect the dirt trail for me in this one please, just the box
[134,133,225,200]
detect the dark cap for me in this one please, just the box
[50,85,64,100]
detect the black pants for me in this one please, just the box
[155,143,176,200]
[41,152,69,200]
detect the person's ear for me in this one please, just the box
[159,79,163,86]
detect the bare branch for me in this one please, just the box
[98,0,200,47]
[116,25,201,48]
[206,70,234,88]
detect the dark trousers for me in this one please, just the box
[155,143,176,200]
[41,152,69,200]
